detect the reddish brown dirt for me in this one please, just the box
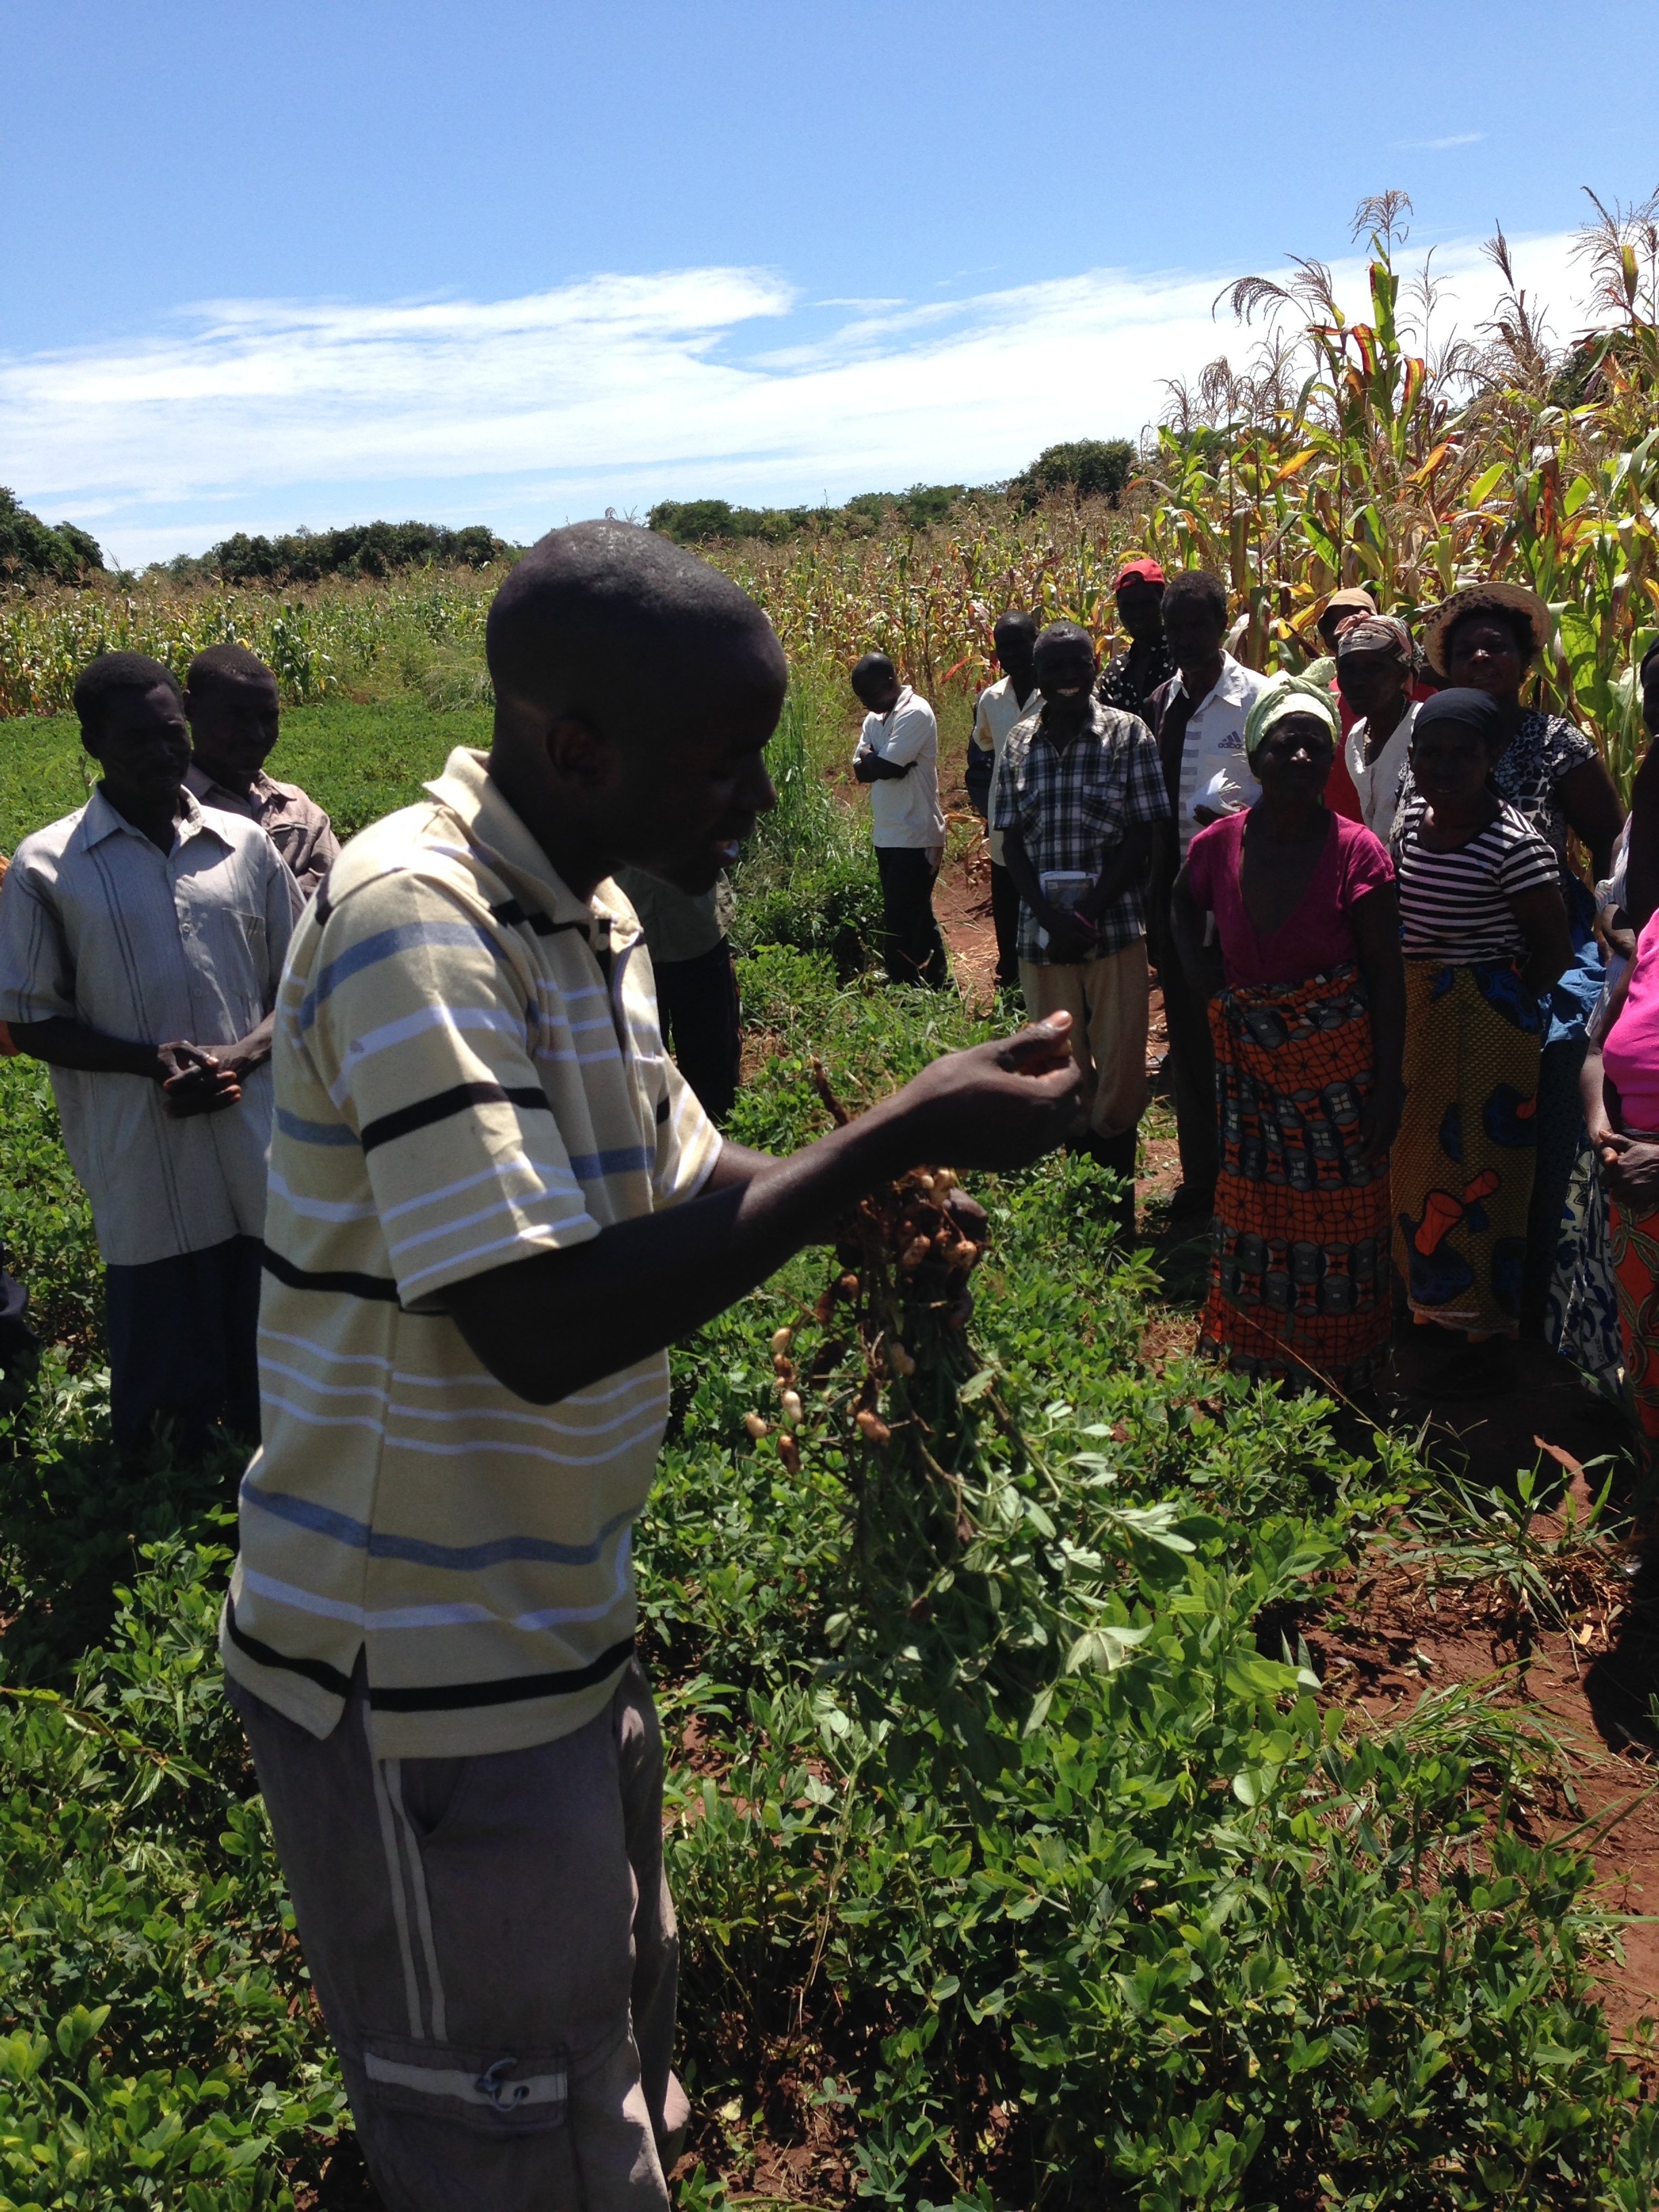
[931,836,1000,1008]
[1303,1468,1659,2051]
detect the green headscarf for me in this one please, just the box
[1244,674,1341,767]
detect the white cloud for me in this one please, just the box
[1395,131,1488,150]
[0,230,1591,566]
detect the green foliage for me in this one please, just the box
[0,1055,100,1355]
[1011,439,1139,510]
[1145,190,1659,794]
[0,747,1652,2199]
[0,491,103,588]
[0,1538,348,2207]
[153,520,513,587]
[0,567,501,718]
[0,699,489,854]
[649,486,970,548]
[726,678,882,970]
[644,949,1658,2205]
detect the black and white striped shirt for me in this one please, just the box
[1393,795,1559,961]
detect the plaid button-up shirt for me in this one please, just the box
[992,699,1170,963]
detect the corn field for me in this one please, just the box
[5,187,1659,792]
[713,499,1145,694]
[1141,188,1659,796]
[0,569,501,720]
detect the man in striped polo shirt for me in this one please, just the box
[222,520,1080,2211]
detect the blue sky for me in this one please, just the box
[3,0,1656,565]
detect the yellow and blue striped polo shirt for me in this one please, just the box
[220,747,722,1759]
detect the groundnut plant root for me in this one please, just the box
[747,1065,1082,1784]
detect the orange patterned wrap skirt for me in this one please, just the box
[1199,966,1391,1393]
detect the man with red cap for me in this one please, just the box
[1097,558,1175,719]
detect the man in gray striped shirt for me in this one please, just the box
[0,652,295,1454]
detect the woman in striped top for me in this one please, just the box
[1390,689,1573,1366]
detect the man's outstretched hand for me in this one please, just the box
[449,1013,1082,1408]
[888,1012,1080,1171]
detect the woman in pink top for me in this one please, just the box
[1582,905,1659,1461]
[1171,676,1405,1395]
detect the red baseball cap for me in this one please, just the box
[1113,557,1165,591]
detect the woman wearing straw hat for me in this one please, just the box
[1406,582,1625,1357]
[1172,675,1404,1396]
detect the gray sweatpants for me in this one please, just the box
[229,1660,686,2212]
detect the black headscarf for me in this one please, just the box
[1410,686,1508,751]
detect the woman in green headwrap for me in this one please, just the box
[1171,676,1406,1394]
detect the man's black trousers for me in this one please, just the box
[876,846,949,989]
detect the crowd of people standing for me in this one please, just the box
[4,567,1658,1453]
[952,558,1659,1438]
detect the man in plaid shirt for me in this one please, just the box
[993,622,1170,1238]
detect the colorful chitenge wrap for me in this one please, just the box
[1392,960,1544,1335]
[1200,965,1391,1392]
[1608,1187,1659,1459]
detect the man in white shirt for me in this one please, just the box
[851,653,949,987]
[1144,571,1268,1218]
[0,652,295,1454]
[967,612,1040,989]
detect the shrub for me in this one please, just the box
[152,520,514,588]
[649,486,970,548]
[0,491,103,587]
[1010,438,1139,510]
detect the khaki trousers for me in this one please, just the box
[229,1659,684,2212]
[1019,941,1151,1141]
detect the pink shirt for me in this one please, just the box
[1185,809,1394,987]
[1603,910,1659,1132]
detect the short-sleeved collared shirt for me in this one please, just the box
[969,676,1043,866]
[1158,654,1270,857]
[991,700,1171,963]
[184,763,340,901]
[0,786,294,1266]
[854,687,947,848]
[220,747,722,1761]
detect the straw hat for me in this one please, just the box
[1322,586,1378,621]
[1421,581,1550,676]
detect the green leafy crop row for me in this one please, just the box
[0,922,1653,2203]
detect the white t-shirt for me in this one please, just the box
[1170,654,1268,857]
[855,687,947,848]
[969,675,1042,865]
[1346,700,1418,844]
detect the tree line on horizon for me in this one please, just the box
[0,440,1139,591]
[647,439,1139,546]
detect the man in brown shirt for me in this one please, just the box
[184,644,340,900]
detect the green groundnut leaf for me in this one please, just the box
[1065,1624,1153,1675]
